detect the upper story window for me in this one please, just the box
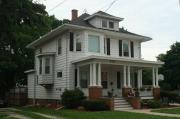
[123,41,129,57]
[57,71,62,78]
[75,33,81,51]
[88,35,100,53]
[109,21,114,29]
[39,58,42,75]
[45,57,50,74]
[102,20,107,28]
[58,38,62,55]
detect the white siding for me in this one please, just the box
[27,73,35,99]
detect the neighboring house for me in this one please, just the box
[25,9,163,109]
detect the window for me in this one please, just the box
[119,40,122,56]
[109,21,114,29]
[39,58,42,74]
[123,41,129,57]
[80,71,88,88]
[102,20,107,28]
[130,41,134,57]
[101,72,108,89]
[106,38,110,55]
[57,71,62,78]
[88,35,100,53]
[58,39,62,54]
[69,32,74,51]
[76,33,81,51]
[45,57,50,74]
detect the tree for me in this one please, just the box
[0,0,70,98]
[157,42,180,90]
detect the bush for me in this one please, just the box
[61,88,86,109]
[82,100,109,111]
[161,91,179,103]
[147,100,162,108]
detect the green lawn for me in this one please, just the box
[0,113,17,119]
[14,107,180,119]
[152,108,180,115]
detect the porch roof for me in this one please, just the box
[72,55,164,67]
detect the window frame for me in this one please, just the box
[109,21,114,29]
[75,33,82,51]
[39,57,42,75]
[57,70,63,78]
[57,38,62,55]
[102,20,108,28]
[123,40,129,57]
[45,57,50,74]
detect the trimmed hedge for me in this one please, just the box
[161,91,179,103]
[82,100,109,111]
[147,100,162,108]
[141,99,162,109]
[61,88,86,109]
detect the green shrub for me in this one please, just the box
[61,88,86,109]
[82,100,109,111]
[161,91,179,102]
[147,100,162,108]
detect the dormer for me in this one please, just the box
[84,11,124,31]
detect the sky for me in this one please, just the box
[39,0,180,61]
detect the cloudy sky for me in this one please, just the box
[40,0,180,61]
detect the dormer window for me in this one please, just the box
[102,20,107,28]
[109,21,114,29]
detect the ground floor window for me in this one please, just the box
[80,71,88,88]
[101,72,108,89]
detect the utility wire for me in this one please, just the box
[105,0,119,12]
[48,0,67,12]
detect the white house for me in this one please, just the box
[25,10,163,110]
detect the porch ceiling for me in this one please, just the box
[72,55,164,68]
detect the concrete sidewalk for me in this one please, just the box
[124,109,180,118]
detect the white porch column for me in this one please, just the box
[137,70,141,89]
[123,65,127,87]
[89,64,93,86]
[127,66,131,87]
[77,66,80,87]
[152,67,156,87]
[140,69,143,87]
[98,63,101,86]
[93,63,97,86]
[156,67,159,87]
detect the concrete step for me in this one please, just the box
[113,97,133,110]
[114,107,133,111]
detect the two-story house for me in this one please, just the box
[25,9,163,110]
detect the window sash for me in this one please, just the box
[123,41,129,57]
[88,35,100,53]
[45,58,50,74]
[102,20,107,28]
[109,21,114,28]
[76,34,81,51]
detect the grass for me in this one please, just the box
[0,113,17,119]
[14,106,180,119]
[152,108,180,115]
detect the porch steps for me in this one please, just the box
[114,97,133,111]
[140,96,154,100]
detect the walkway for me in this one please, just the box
[125,109,180,118]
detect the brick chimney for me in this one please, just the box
[71,9,78,21]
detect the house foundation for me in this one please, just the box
[89,86,102,100]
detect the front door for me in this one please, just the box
[116,71,122,97]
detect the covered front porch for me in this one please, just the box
[73,56,163,99]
